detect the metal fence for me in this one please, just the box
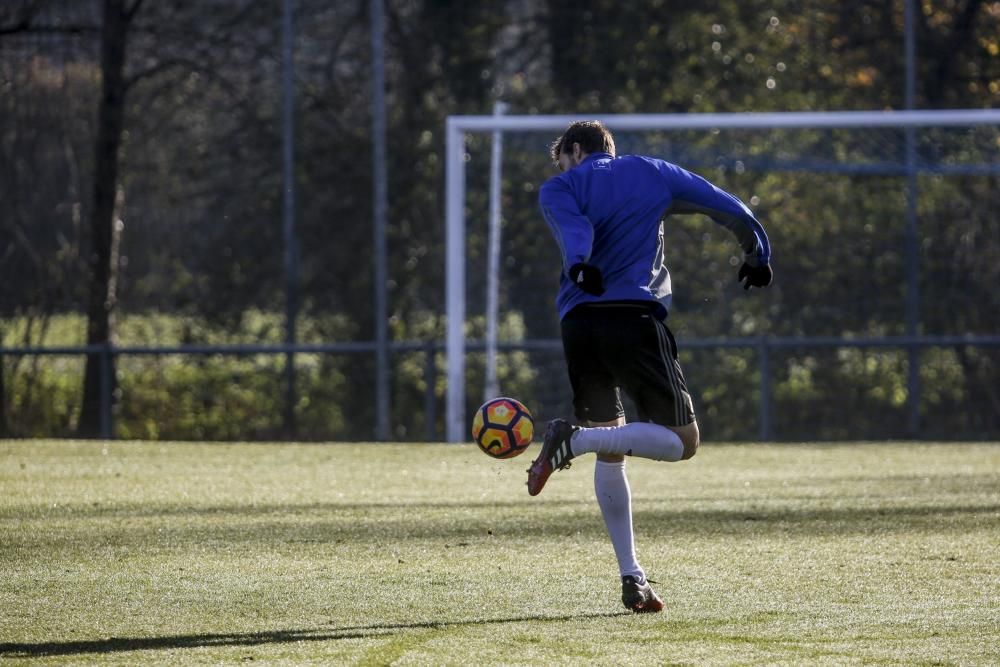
[4,331,1000,441]
[3,4,999,443]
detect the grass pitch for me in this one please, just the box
[1,440,998,666]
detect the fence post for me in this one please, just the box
[371,0,390,441]
[99,343,113,440]
[424,341,437,442]
[907,343,921,438]
[281,0,299,440]
[903,0,922,438]
[758,337,772,442]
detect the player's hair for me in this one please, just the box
[549,120,617,163]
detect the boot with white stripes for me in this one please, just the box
[526,419,579,496]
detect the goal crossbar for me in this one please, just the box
[444,109,1000,442]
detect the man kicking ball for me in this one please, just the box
[527,120,773,613]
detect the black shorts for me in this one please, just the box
[560,302,696,427]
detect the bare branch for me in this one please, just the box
[0,0,98,37]
[0,23,99,36]
[123,57,195,91]
[125,0,146,22]
[0,0,40,36]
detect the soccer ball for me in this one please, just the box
[472,397,534,459]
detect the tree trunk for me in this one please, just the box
[921,0,984,107]
[77,0,131,438]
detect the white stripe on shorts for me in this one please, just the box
[652,318,684,425]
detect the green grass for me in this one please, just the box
[1,441,998,665]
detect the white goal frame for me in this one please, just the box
[444,109,1000,442]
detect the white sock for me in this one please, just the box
[594,460,644,580]
[571,422,684,462]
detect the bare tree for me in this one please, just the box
[1,0,141,437]
[76,0,145,437]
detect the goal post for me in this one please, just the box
[444,109,1000,443]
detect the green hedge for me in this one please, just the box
[2,313,998,440]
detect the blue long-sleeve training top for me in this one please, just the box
[539,151,771,320]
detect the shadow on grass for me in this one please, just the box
[0,611,628,658]
[5,502,999,549]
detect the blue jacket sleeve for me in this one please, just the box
[538,176,594,273]
[655,160,771,266]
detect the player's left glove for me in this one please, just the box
[569,263,606,296]
[738,262,773,290]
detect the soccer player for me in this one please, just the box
[527,120,772,613]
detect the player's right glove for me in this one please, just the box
[738,262,773,290]
[569,262,606,296]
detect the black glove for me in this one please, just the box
[569,262,606,296]
[738,262,773,290]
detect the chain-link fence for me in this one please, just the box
[3,1,998,441]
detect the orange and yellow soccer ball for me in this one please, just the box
[471,397,534,459]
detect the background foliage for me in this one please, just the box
[1,0,998,440]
